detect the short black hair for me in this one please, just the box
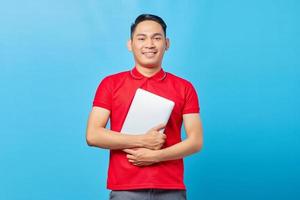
[130,14,167,39]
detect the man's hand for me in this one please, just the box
[124,148,161,167]
[124,114,203,167]
[141,124,166,150]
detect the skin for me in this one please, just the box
[124,114,203,166]
[86,107,167,150]
[86,20,203,166]
[127,20,170,76]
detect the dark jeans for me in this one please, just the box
[109,189,187,200]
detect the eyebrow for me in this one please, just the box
[135,33,163,37]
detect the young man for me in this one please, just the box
[86,14,203,200]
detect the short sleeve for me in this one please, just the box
[92,77,112,110]
[182,82,200,114]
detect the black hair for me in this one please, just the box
[130,14,167,39]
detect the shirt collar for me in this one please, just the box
[130,66,167,81]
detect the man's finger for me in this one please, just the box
[150,123,166,131]
[134,162,151,167]
[126,154,135,160]
[123,149,136,155]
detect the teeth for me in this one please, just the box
[144,52,155,57]
[144,52,156,55]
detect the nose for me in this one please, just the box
[145,38,155,48]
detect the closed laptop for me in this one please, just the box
[121,88,175,135]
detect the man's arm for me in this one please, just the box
[86,106,166,150]
[124,113,203,166]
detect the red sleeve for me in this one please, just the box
[92,77,112,111]
[182,81,200,114]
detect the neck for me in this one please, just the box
[135,65,161,77]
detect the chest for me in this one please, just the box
[111,78,186,120]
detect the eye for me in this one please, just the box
[137,37,145,41]
[154,37,162,41]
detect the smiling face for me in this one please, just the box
[128,20,170,70]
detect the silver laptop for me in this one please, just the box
[121,88,175,135]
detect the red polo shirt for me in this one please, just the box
[93,67,200,190]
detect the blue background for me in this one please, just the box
[1,0,299,199]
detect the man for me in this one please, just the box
[86,14,203,200]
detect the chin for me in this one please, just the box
[141,64,160,69]
[139,60,160,68]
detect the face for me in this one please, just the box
[128,20,170,69]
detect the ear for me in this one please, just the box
[127,39,132,51]
[165,38,170,51]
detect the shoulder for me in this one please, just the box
[103,70,129,81]
[166,72,195,88]
[95,70,129,92]
[98,70,129,85]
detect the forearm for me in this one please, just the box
[157,136,202,162]
[87,127,144,150]
[123,114,203,166]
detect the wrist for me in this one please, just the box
[136,135,145,148]
[155,149,165,162]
